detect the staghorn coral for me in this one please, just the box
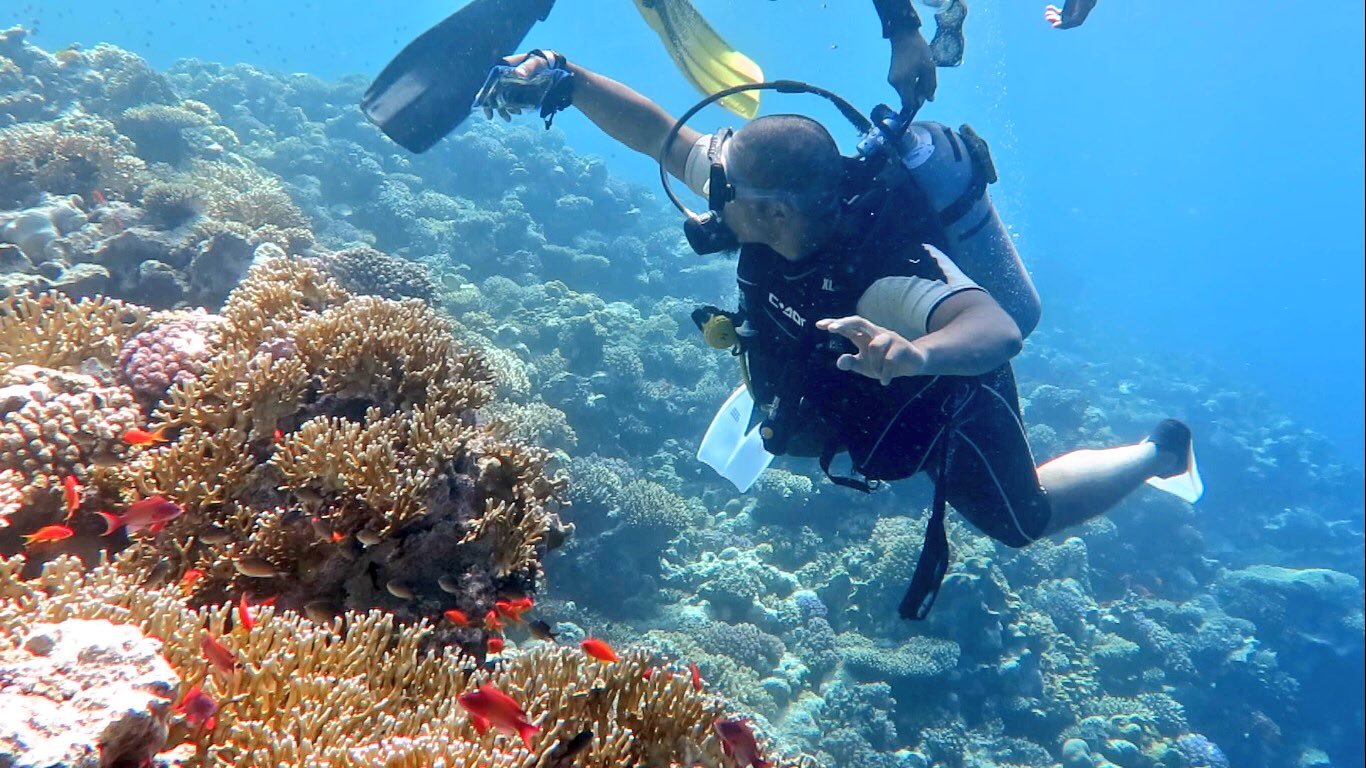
[0,555,787,768]
[108,258,566,647]
[0,290,150,370]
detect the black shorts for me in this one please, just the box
[851,365,1051,548]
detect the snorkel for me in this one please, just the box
[657,81,915,255]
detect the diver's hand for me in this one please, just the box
[473,51,555,121]
[817,316,927,386]
[1044,0,1096,29]
[888,29,936,114]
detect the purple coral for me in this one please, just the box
[793,589,828,621]
[1174,733,1230,768]
[117,314,221,398]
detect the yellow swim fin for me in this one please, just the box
[631,0,764,118]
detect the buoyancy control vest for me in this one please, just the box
[736,163,958,487]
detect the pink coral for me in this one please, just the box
[116,314,221,398]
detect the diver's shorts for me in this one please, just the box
[853,365,1051,548]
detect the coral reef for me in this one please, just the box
[1,31,1361,768]
[0,555,792,768]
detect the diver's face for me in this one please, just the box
[723,196,816,262]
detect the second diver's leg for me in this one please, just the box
[1037,419,1189,535]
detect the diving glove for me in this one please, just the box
[472,49,575,127]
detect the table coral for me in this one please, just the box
[0,554,788,768]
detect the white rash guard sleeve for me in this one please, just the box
[682,134,715,198]
[855,245,986,340]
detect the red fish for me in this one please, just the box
[444,609,471,627]
[236,593,274,631]
[122,427,169,446]
[642,667,656,680]
[714,718,771,768]
[180,569,205,595]
[690,662,704,691]
[22,524,74,546]
[495,597,534,624]
[201,633,237,677]
[90,190,107,206]
[174,685,218,730]
[457,683,539,749]
[272,429,284,443]
[96,495,183,535]
[483,609,505,632]
[62,475,81,520]
[487,636,506,654]
[580,638,618,663]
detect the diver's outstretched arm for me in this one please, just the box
[564,60,701,178]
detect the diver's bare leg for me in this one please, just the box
[1037,441,1178,535]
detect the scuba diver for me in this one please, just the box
[464,53,1201,618]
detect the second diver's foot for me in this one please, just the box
[1147,418,1192,478]
[930,0,967,67]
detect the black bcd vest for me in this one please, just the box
[736,166,953,484]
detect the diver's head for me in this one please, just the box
[722,114,844,261]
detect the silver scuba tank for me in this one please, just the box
[898,122,1041,337]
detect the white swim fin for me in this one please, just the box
[698,386,774,493]
[1145,441,1203,503]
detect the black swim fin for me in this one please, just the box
[362,0,557,153]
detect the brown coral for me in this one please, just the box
[1,555,782,768]
[0,114,145,207]
[108,258,566,647]
[0,290,150,370]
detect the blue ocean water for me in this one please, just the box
[15,0,1364,462]
[3,2,1363,767]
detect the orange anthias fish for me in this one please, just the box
[237,593,275,631]
[457,683,539,749]
[483,609,505,632]
[122,426,169,446]
[174,685,218,730]
[180,569,206,595]
[690,662,704,691]
[714,718,771,768]
[494,597,534,624]
[22,525,74,546]
[487,636,506,654]
[97,495,184,535]
[580,638,618,663]
[444,609,471,627]
[201,633,237,677]
[62,475,82,520]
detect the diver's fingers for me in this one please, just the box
[498,107,513,122]
[481,104,494,121]
[817,316,881,347]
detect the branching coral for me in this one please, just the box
[0,114,144,207]
[1,554,781,768]
[0,290,150,370]
[103,258,567,646]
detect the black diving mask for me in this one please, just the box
[659,81,916,256]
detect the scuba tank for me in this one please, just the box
[894,120,1041,337]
